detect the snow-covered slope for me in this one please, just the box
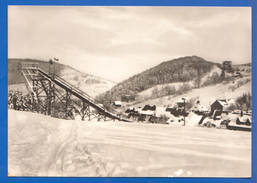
[8,66,116,98]
[132,78,251,110]
[59,68,116,97]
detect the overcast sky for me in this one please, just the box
[8,6,251,82]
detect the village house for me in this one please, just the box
[189,100,208,115]
[114,101,122,107]
[139,105,155,118]
[165,97,190,117]
[210,99,238,115]
[142,104,156,111]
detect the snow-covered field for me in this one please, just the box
[8,109,251,177]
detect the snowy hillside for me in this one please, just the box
[59,68,116,97]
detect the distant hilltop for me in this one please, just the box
[98,56,219,98]
[95,55,251,106]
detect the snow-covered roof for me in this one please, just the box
[217,99,227,106]
[114,101,122,105]
[135,107,142,112]
[139,110,154,115]
[125,107,135,113]
[216,99,236,106]
[190,103,208,112]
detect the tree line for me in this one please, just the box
[96,56,219,104]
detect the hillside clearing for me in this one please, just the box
[131,79,251,109]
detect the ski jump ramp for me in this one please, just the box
[18,62,130,122]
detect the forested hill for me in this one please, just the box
[108,56,220,96]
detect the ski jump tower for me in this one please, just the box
[18,62,128,122]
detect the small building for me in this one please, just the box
[142,104,156,111]
[236,117,252,126]
[125,107,141,120]
[210,99,238,115]
[166,107,188,117]
[149,107,171,124]
[189,101,208,114]
[139,110,155,116]
[137,109,154,122]
[114,101,122,107]
[125,107,134,113]
[138,105,155,116]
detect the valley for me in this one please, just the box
[7,56,252,177]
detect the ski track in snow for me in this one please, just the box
[8,109,251,177]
